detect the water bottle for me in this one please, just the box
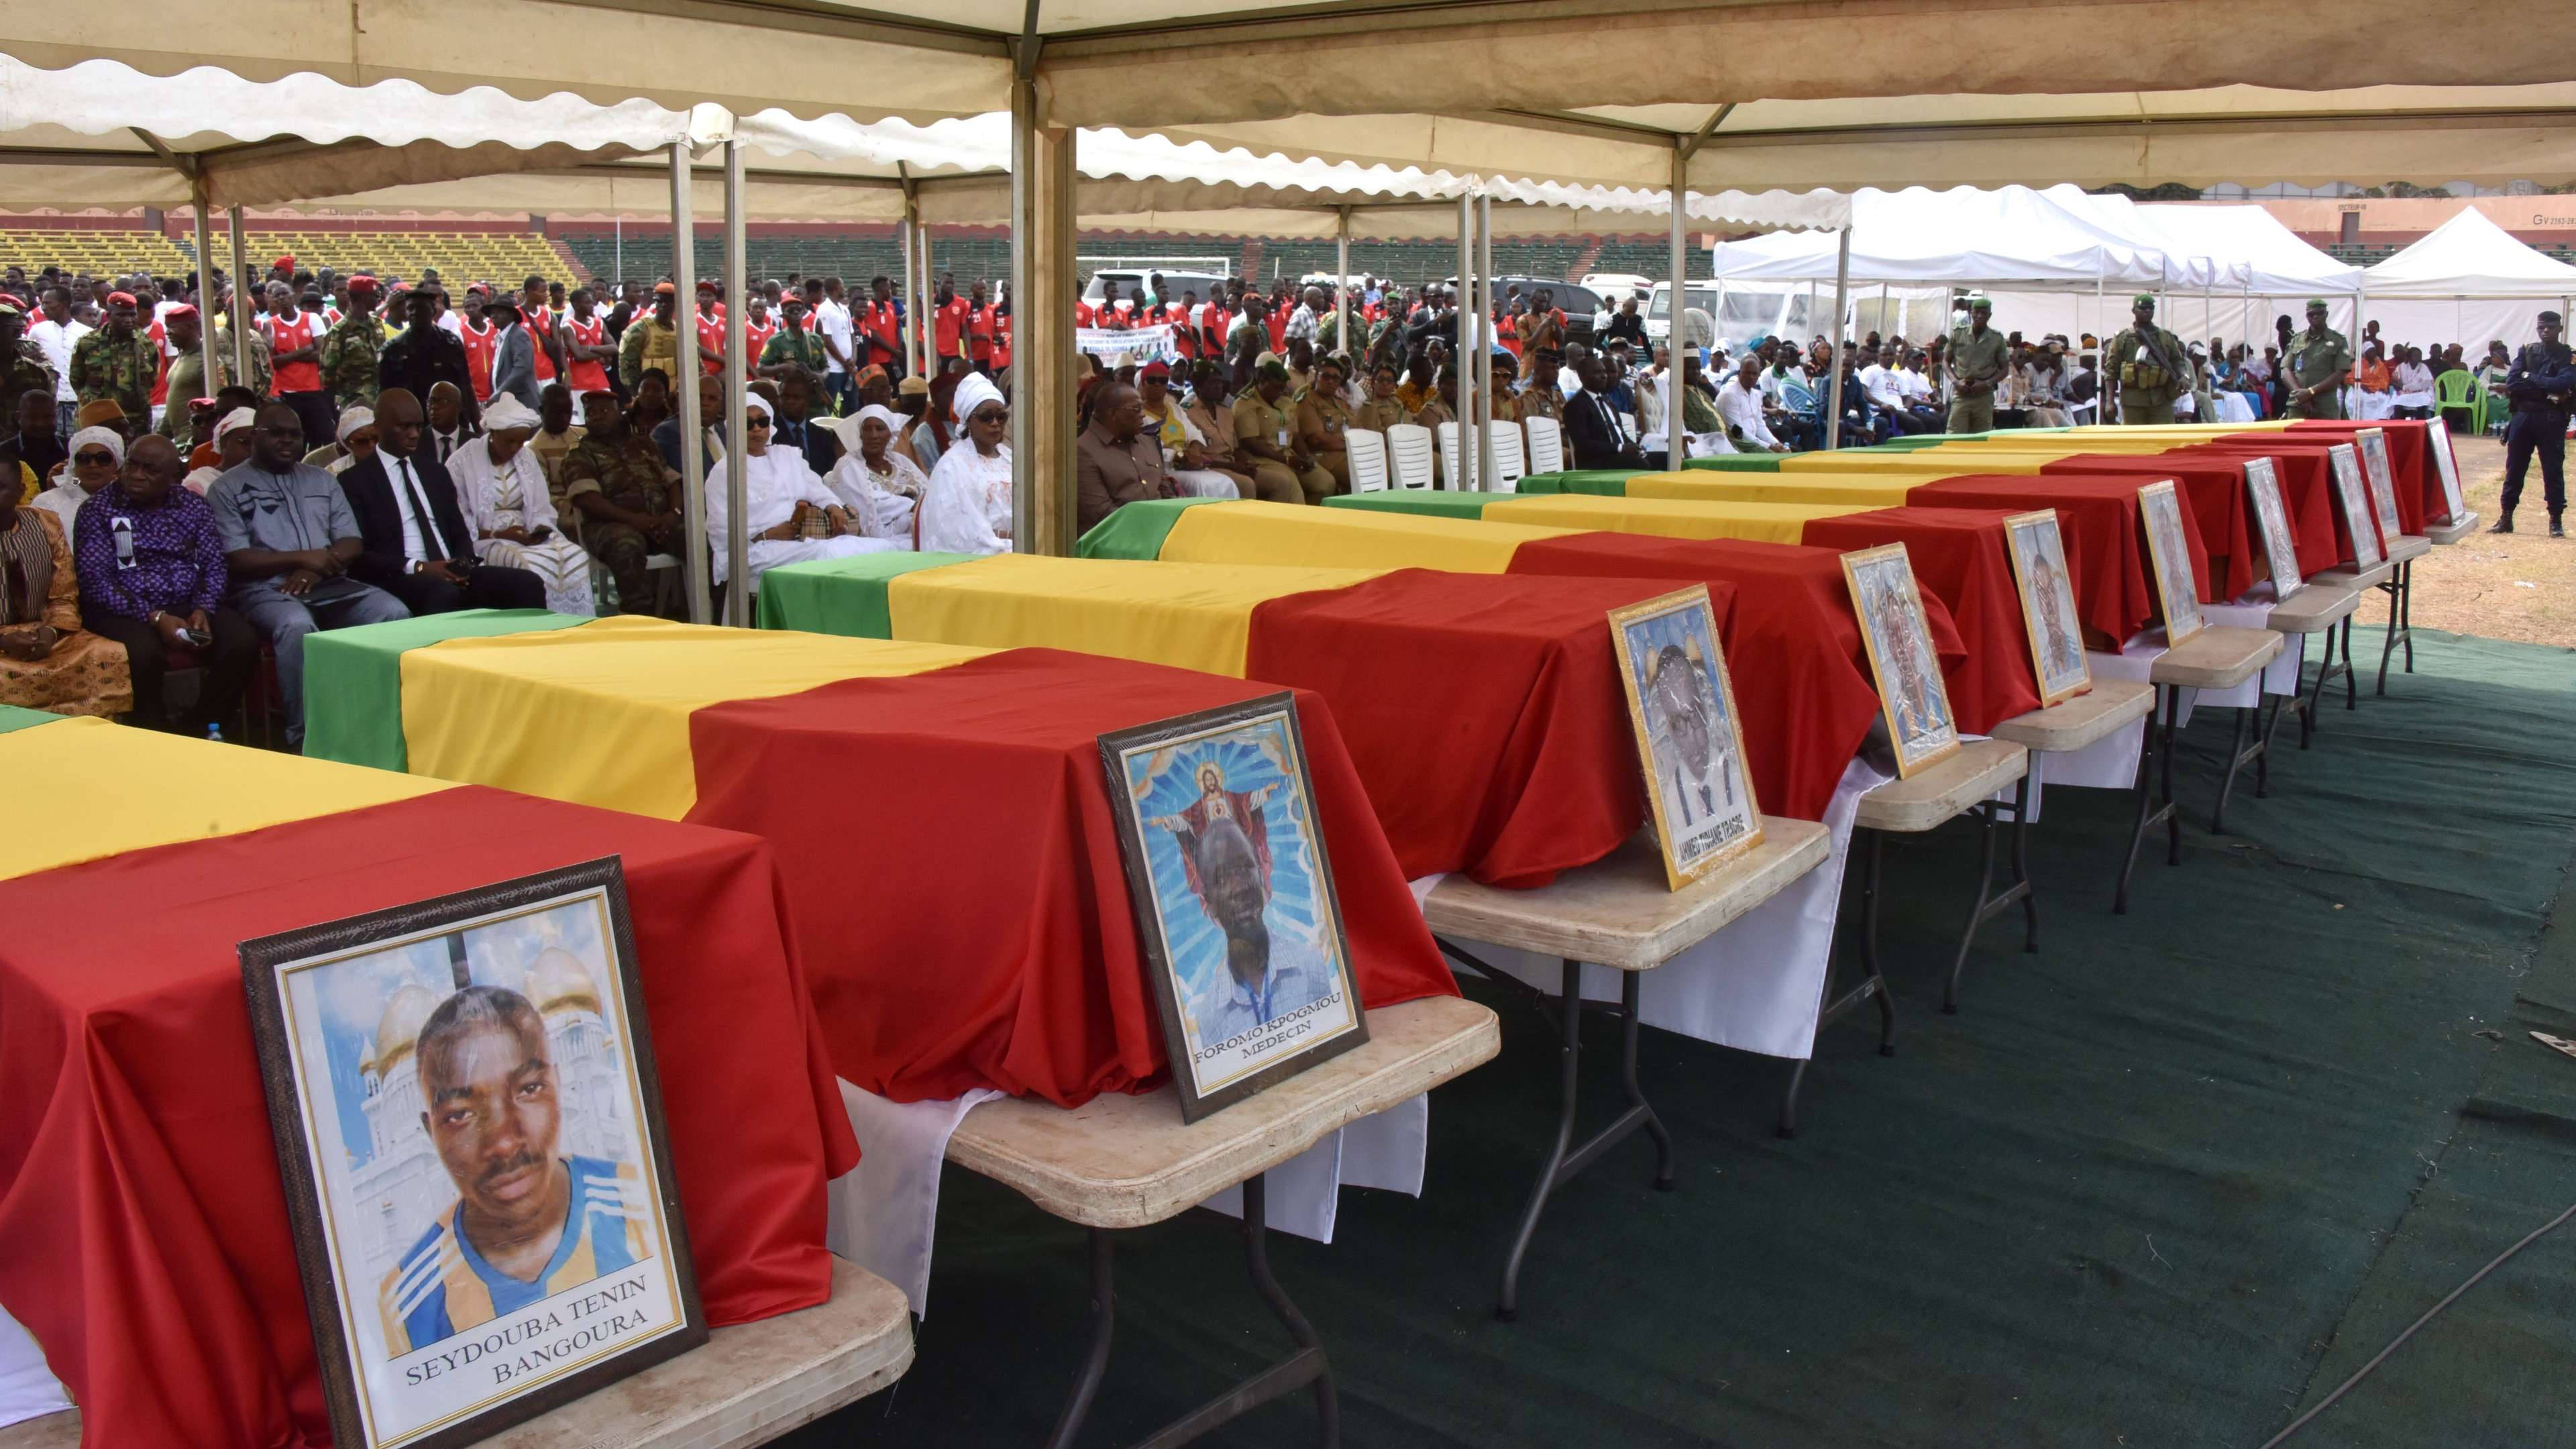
[203,722,224,745]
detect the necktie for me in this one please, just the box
[437,431,454,463]
[396,458,445,561]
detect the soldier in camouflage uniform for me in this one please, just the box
[68,289,158,430]
[316,276,386,414]
[0,299,58,424]
[152,305,226,451]
[2284,299,2353,421]
[559,390,686,616]
[2105,294,2190,425]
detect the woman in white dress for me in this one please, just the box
[706,392,902,592]
[822,405,927,544]
[447,394,598,615]
[915,372,1014,555]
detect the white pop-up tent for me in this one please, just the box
[2361,207,2576,354]
[2138,202,2365,340]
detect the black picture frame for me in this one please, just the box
[239,856,706,1449]
[1099,692,1371,1123]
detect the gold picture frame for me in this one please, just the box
[2137,480,2206,647]
[1838,543,1962,780]
[1605,585,1764,890]
[2426,417,2469,523]
[1998,509,2092,708]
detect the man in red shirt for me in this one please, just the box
[991,290,1012,372]
[518,274,561,384]
[931,276,971,370]
[561,286,614,396]
[1074,276,1098,331]
[693,282,726,376]
[861,276,904,377]
[455,288,497,402]
[262,279,334,443]
[743,292,780,360]
[966,281,997,374]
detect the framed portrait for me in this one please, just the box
[240,857,704,1449]
[1999,510,2092,708]
[2328,442,2386,570]
[1099,693,1368,1123]
[2137,480,2206,647]
[2427,417,2469,523]
[2355,428,2406,545]
[2241,458,2304,598]
[1839,543,1962,779]
[1606,585,1764,890]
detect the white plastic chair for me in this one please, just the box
[1385,423,1436,490]
[1346,428,1390,492]
[1485,422,1527,492]
[1521,415,1564,476]
[1434,421,1464,489]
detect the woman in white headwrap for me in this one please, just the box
[447,394,597,615]
[182,408,257,496]
[324,406,378,477]
[706,392,902,591]
[32,425,121,536]
[915,371,1014,555]
[822,405,927,544]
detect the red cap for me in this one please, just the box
[162,303,197,319]
[272,255,295,269]
[1139,360,1171,380]
[105,290,137,306]
[347,275,378,297]
[653,281,678,295]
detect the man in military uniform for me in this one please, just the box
[2490,309,2575,537]
[2283,299,2352,421]
[376,285,477,434]
[560,389,687,616]
[1944,294,2011,434]
[757,295,831,380]
[316,275,386,414]
[2104,294,2189,425]
[0,298,58,425]
[68,289,156,430]
[1231,359,1334,503]
[152,305,225,451]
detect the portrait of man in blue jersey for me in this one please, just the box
[378,983,653,1354]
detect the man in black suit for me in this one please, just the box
[337,386,544,615]
[1563,355,1652,470]
[377,286,480,433]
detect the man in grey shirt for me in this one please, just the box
[207,401,410,747]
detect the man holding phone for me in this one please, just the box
[73,434,260,735]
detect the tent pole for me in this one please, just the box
[1010,69,1077,555]
[900,187,920,379]
[1668,146,1689,466]
[668,140,710,626]
[722,140,750,626]
[1455,193,1477,491]
[614,215,622,287]
[1334,207,1350,367]
[189,189,218,404]
[1477,189,1497,489]
[1824,228,1851,449]
[225,207,251,392]
[2092,270,2105,425]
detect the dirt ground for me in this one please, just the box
[2409,432,2576,649]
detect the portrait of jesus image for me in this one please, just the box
[1148,760,1332,1044]
[378,983,654,1354]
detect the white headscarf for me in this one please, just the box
[480,393,540,433]
[66,426,124,468]
[335,405,376,445]
[213,407,257,444]
[951,372,1005,435]
[826,403,906,458]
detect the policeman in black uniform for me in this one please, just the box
[2491,310,2576,537]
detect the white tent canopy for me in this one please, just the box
[2362,207,2576,298]
[2139,203,2363,298]
[1709,186,2175,291]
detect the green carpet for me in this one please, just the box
[792,628,2576,1448]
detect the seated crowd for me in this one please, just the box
[0,256,2512,751]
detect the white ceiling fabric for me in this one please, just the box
[1709,186,2176,291]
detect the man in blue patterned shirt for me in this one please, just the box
[74,436,257,735]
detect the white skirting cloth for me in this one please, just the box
[478,534,596,616]
[827,1081,1430,1316]
[1171,470,1242,499]
[2091,613,2300,732]
[0,1307,68,1431]
[1413,755,1886,1062]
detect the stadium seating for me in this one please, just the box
[0,229,191,278]
[1585,238,1715,280]
[186,232,570,288]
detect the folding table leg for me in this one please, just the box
[1046,1177,1341,1449]
[2296,629,2328,751]
[2375,569,2406,696]
[2341,615,2358,710]
[2114,684,2180,914]
[1494,960,1674,1321]
[2401,560,2416,675]
[2210,702,2265,836]
[1782,830,1894,1137]
[2159,685,2183,866]
[1943,779,2037,1014]
[2010,773,2039,953]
